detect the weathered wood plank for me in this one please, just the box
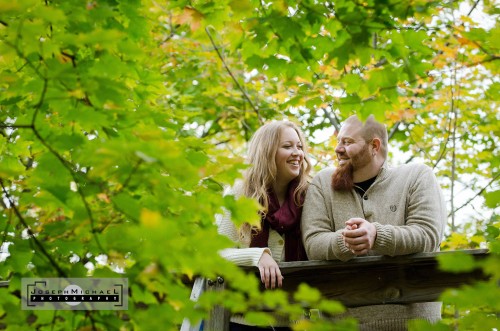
[244,249,489,307]
[203,277,230,331]
[180,277,205,331]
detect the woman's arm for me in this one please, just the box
[216,212,282,288]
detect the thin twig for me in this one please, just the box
[12,37,106,250]
[32,78,48,125]
[205,27,263,124]
[407,126,433,162]
[0,178,67,277]
[121,160,143,192]
[388,121,401,140]
[465,56,500,67]
[467,0,480,16]
[449,58,460,231]
[31,127,104,251]
[431,108,454,170]
[450,172,500,216]
[323,106,340,132]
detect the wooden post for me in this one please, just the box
[180,277,206,331]
[204,276,230,331]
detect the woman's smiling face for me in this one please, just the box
[275,127,304,185]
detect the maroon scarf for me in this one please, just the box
[250,180,308,261]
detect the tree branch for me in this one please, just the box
[323,105,341,132]
[388,121,401,140]
[450,172,500,217]
[467,0,480,16]
[0,178,67,277]
[431,101,454,170]
[31,127,104,251]
[13,44,105,250]
[465,55,500,67]
[407,126,433,162]
[449,63,459,230]
[121,160,143,192]
[205,27,263,124]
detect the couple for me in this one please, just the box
[217,115,447,331]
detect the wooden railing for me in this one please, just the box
[181,249,490,331]
[0,250,490,330]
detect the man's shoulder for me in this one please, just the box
[313,167,335,180]
[309,167,335,187]
[388,162,432,177]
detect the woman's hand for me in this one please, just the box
[258,251,283,289]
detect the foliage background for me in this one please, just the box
[0,0,499,330]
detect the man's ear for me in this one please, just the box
[372,137,381,153]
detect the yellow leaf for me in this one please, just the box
[182,268,194,280]
[168,299,184,311]
[295,77,311,84]
[272,91,289,102]
[0,3,20,12]
[68,89,85,99]
[456,36,473,46]
[292,320,312,330]
[140,209,161,228]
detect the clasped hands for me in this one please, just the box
[342,218,377,256]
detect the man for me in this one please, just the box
[301,115,447,330]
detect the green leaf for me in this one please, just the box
[484,190,500,208]
[0,155,26,177]
[5,240,33,271]
[243,311,276,327]
[223,195,260,227]
[437,251,476,273]
[341,74,363,94]
[186,149,209,167]
[317,299,345,314]
[111,192,141,221]
[293,283,321,304]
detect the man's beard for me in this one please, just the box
[331,144,370,191]
[331,162,354,191]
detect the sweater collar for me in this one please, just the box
[377,160,390,180]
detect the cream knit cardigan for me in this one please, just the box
[216,212,285,266]
[301,162,447,330]
[216,203,288,326]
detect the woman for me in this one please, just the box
[217,121,312,330]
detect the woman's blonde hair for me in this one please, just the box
[236,121,312,244]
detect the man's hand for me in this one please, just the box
[258,251,283,289]
[342,218,377,256]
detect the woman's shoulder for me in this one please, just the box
[224,179,245,197]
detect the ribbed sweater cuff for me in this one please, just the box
[373,223,393,255]
[335,233,355,261]
[219,247,270,267]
